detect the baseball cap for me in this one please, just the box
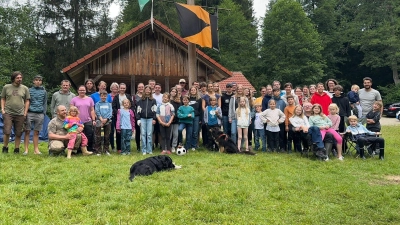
[179,79,186,83]
[226,83,233,88]
[34,75,43,80]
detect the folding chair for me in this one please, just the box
[343,132,381,158]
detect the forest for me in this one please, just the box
[1,0,399,102]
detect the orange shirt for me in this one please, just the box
[284,104,296,126]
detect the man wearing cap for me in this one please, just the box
[1,71,30,154]
[23,75,47,155]
[179,79,188,96]
[221,83,234,137]
[231,82,237,94]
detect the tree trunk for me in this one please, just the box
[392,63,400,84]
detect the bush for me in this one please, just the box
[378,84,400,104]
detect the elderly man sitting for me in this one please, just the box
[48,105,92,157]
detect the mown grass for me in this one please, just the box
[1,126,400,224]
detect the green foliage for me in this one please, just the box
[1,125,400,224]
[0,5,42,88]
[260,0,325,87]
[378,84,400,104]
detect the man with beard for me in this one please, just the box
[48,105,85,156]
[50,80,76,118]
[359,77,382,120]
[1,71,30,153]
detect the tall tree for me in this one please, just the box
[0,4,42,87]
[38,0,114,86]
[260,0,325,86]
[350,0,400,84]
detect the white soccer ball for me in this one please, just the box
[176,146,187,156]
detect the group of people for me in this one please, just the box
[0,71,386,160]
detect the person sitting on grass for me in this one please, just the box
[63,106,93,158]
[346,115,384,160]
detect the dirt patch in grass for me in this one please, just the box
[371,175,400,185]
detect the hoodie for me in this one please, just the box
[310,92,332,115]
[331,93,351,117]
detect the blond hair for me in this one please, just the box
[292,105,305,118]
[351,84,360,91]
[68,106,80,116]
[348,115,358,122]
[328,103,340,114]
[236,97,249,119]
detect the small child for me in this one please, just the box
[156,93,175,155]
[346,115,384,160]
[327,103,341,132]
[284,96,296,153]
[94,90,113,155]
[365,101,382,132]
[236,97,251,151]
[203,96,222,150]
[178,96,195,150]
[63,106,92,158]
[260,99,285,152]
[348,84,362,118]
[253,104,266,152]
[116,99,135,155]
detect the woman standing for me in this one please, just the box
[133,83,145,151]
[201,82,221,147]
[169,87,181,152]
[107,82,119,151]
[136,85,157,155]
[70,85,96,153]
[244,87,255,151]
[295,87,304,106]
[91,81,108,105]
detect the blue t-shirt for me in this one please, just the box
[207,106,218,126]
[120,109,131,129]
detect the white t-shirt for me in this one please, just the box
[153,93,163,106]
[254,112,264,129]
[359,88,381,117]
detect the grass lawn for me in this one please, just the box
[1,126,400,224]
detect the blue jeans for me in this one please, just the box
[222,116,231,137]
[230,119,237,144]
[191,116,200,148]
[178,123,193,150]
[140,118,154,153]
[254,129,266,152]
[121,129,132,154]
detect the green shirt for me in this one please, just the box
[1,84,30,115]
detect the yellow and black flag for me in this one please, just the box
[175,3,219,51]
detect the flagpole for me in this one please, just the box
[187,0,197,86]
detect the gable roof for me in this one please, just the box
[219,71,255,92]
[61,19,232,78]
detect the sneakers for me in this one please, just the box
[105,151,111,156]
[23,152,28,155]
[2,146,8,153]
[14,148,20,154]
[191,148,195,151]
[167,151,172,155]
[338,156,344,161]
[142,153,146,155]
[161,150,167,155]
[171,147,176,153]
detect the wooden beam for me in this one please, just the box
[131,75,136,96]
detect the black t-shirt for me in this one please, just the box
[221,92,233,116]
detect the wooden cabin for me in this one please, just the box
[61,19,232,94]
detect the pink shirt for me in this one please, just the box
[70,96,94,123]
[327,114,340,131]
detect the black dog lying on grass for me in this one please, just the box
[209,127,256,155]
[129,155,181,181]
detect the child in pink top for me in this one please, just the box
[63,106,92,158]
[327,103,340,132]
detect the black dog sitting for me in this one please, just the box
[209,127,256,155]
[129,155,181,181]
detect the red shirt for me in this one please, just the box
[310,92,332,115]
